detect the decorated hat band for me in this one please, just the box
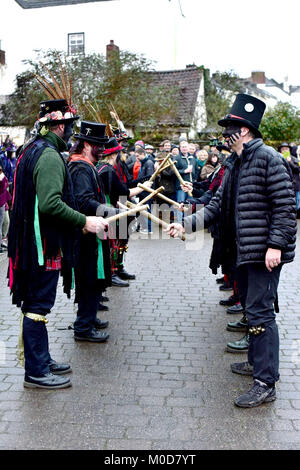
[103,144,123,155]
[39,110,77,123]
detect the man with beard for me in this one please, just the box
[8,100,109,389]
[68,121,117,342]
[166,94,297,408]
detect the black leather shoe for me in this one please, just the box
[49,360,72,375]
[118,267,136,280]
[24,373,71,389]
[226,333,249,353]
[219,283,233,291]
[216,276,225,284]
[231,361,253,376]
[227,315,248,332]
[226,303,244,314]
[111,274,129,287]
[219,295,238,307]
[98,303,109,311]
[74,328,109,343]
[94,318,109,329]
[234,380,276,408]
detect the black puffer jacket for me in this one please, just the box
[184,139,297,266]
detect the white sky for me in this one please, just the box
[1,0,299,94]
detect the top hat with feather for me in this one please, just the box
[35,55,79,124]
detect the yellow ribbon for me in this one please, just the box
[17,313,49,367]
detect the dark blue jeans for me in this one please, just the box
[22,270,59,377]
[237,263,282,386]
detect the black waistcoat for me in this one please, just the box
[8,137,80,305]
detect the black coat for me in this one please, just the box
[184,139,297,266]
[68,160,116,294]
[287,155,300,192]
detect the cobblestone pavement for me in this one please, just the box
[0,225,300,450]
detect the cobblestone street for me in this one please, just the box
[0,225,300,450]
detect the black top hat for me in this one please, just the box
[73,121,109,145]
[218,94,266,138]
[39,99,79,125]
[103,137,124,156]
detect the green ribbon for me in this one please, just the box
[34,195,44,266]
[97,237,105,279]
[71,268,75,289]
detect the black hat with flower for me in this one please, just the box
[35,56,79,127]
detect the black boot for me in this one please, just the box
[94,318,109,329]
[117,266,136,280]
[219,282,233,291]
[98,302,109,311]
[226,303,244,314]
[111,274,129,287]
[24,373,71,389]
[227,315,248,332]
[231,361,253,376]
[74,327,109,342]
[226,333,249,353]
[49,359,72,375]
[219,295,238,307]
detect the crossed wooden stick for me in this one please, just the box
[149,154,193,197]
[123,200,185,242]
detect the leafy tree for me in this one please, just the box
[260,102,300,144]
[1,49,177,137]
[203,69,243,131]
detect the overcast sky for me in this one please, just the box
[1,0,299,94]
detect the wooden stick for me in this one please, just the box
[168,159,193,197]
[125,201,185,242]
[157,160,175,173]
[137,183,182,209]
[149,153,172,182]
[105,205,149,223]
[137,186,165,206]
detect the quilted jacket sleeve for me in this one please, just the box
[266,154,297,249]
[184,183,223,234]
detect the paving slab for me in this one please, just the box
[0,223,300,450]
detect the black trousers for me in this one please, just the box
[74,282,101,335]
[237,263,282,386]
[21,270,59,377]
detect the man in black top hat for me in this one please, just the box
[8,100,110,389]
[69,121,118,342]
[167,93,297,408]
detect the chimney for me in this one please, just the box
[0,40,5,66]
[106,40,119,61]
[251,71,266,84]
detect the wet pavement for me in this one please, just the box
[0,225,300,450]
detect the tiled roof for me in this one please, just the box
[148,66,203,127]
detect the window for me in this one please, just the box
[68,33,85,56]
